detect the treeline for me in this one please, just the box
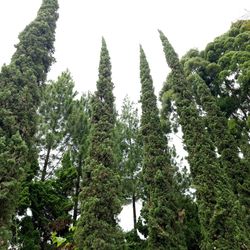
[0,1,249,249]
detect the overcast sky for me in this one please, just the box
[0,0,249,232]
[0,0,249,109]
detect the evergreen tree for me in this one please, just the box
[75,38,123,250]
[139,46,187,249]
[38,70,76,181]
[0,0,58,248]
[188,73,248,200]
[66,95,91,224]
[119,97,142,231]
[159,30,250,249]
[16,74,90,249]
[116,96,142,246]
[181,20,250,220]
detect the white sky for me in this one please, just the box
[0,0,249,109]
[0,0,249,232]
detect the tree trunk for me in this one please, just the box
[41,146,51,181]
[73,157,82,223]
[132,192,137,232]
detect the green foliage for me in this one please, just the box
[16,73,90,249]
[0,4,249,249]
[51,232,67,247]
[16,217,40,250]
[159,29,250,249]
[124,230,146,250]
[115,96,142,236]
[182,19,250,230]
[51,226,76,249]
[139,46,187,249]
[0,0,58,247]
[75,39,124,250]
[37,70,77,181]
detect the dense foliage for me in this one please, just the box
[0,1,249,249]
[159,29,249,249]
[0,0,58,248]
[75,39,124,250]
[139,46,187,249]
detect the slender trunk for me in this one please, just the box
[73,157,82,223]
[41,146,51,181]
[132,191,137,232]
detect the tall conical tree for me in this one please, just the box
[189,72,250,228]
[159,30,250,249]
[75,38,123,250]
[139,46,187,249]
[181,20,250,223]
[188,73,248,199]
[0,0,58,248]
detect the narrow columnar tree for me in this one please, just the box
[181,20,250,223]
[75,38,123,250]
[0,0,58,248]
[188,73,248,199]
[159,30,250,249]
[139,46,187,250]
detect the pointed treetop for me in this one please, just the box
[158,30,180,70]
[139,45,153,85]
[101,36,107,48]
[139,44,143,53]
[98,37,112,80]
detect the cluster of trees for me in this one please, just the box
[0,0,249,249]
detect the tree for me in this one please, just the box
[0,0,58,248]
[75,38,123,250]
[37,70,76,182]
[117,96,142,234]
[16,74,90,249]
[181,19,250,225]
[139,46,187,249]
[159,30,250,249]
[66,95,91,224]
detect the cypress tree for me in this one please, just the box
[159,30,250,249]
[139,46,187,250]
[0,0,58,248]
[75,38,123,250]
[188,73,249,202]
[181,20,250,222]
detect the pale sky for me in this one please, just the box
[0,0,249,109]
[0,0,249,232]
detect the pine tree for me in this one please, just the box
[159,30,250,249]
[38,70,77,182]
[0,0,58,248]
[66,95,91,223]
[17,71,78,249]
[139,46,187,249]
[116,96,143,246]
[75,38,123,250]
[119,97,142,231]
